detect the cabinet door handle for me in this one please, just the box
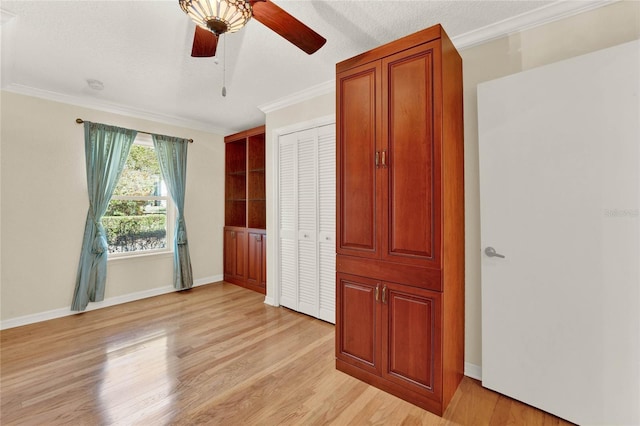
[375,151,380,167]
[381,150,387,168]
[231,231,235,238]
[382,285,387,304]
[375,284,380,302]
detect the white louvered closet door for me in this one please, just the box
[278,133,297,310]
[277,123,336,324]
[296,129,318,318]
[317,124,336,323]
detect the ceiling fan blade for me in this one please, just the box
[250,0,326,55]
[191,26,218,57]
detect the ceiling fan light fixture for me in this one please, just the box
[179,0,252,35]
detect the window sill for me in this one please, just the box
[107,250,173,263]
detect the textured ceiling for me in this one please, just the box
[1,0,556,135]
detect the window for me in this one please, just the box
[102,136,173,256]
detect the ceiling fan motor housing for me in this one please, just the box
[207,18,229,35]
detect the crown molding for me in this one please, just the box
[2,83,231,136]
[452,0,617,49]
[258,80,335,114]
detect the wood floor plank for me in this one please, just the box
[0,282,574,425]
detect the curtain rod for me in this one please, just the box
[75,118,193,143]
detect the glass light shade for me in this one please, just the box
[179,0,252,35]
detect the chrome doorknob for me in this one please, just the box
[485,247,506,258]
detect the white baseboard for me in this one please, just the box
[464,362,482,381]
[263,296,278,306]
[0,275,223,330]
[193,275,222,287]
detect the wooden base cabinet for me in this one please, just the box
[336,273,443,413]
[224,227,265,294]
[335,24,464,416]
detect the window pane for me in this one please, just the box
[103,200,167,253]
[113,145,166,197]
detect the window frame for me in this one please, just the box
[106,134,175,259]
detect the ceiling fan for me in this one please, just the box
[179,0,327,57]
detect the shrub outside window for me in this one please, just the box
[103,137,173,256]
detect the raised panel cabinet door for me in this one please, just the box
[247,231,264,288]
[382,282,442,400]
[336,273,382,376]
[223,228,235,278]
[259,234,266,288]
[233,228,246,280]
[337,62,382,260]
[224,227,246,281]
[381,41,442,269]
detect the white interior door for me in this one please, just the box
[478,40,639,426]
[278,133,298,311]
[297,129,318,318]
[277,123,336,323]
[317,124,336,323]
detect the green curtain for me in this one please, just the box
[71,122,137,311]
[152,134,193,290]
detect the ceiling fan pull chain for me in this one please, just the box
[222,33,227,97]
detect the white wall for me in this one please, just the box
[0,92,225,325]
[263,1,640,372]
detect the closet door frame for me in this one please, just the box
[267,115,336,311]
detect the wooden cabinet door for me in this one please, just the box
[381,282,442,400]
[247,231,264,289]
[259,234,266,288]
[336,273,382,375]
[381,41,441,269]
[337,62,382,260]
[224,227,234,278]
[224,227,246,282]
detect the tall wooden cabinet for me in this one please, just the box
[335,24,464,415]
[224,125,266,294]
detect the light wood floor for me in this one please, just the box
[1,282,574,425]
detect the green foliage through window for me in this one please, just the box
[103,143,169,254]
[103,214,166,253]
